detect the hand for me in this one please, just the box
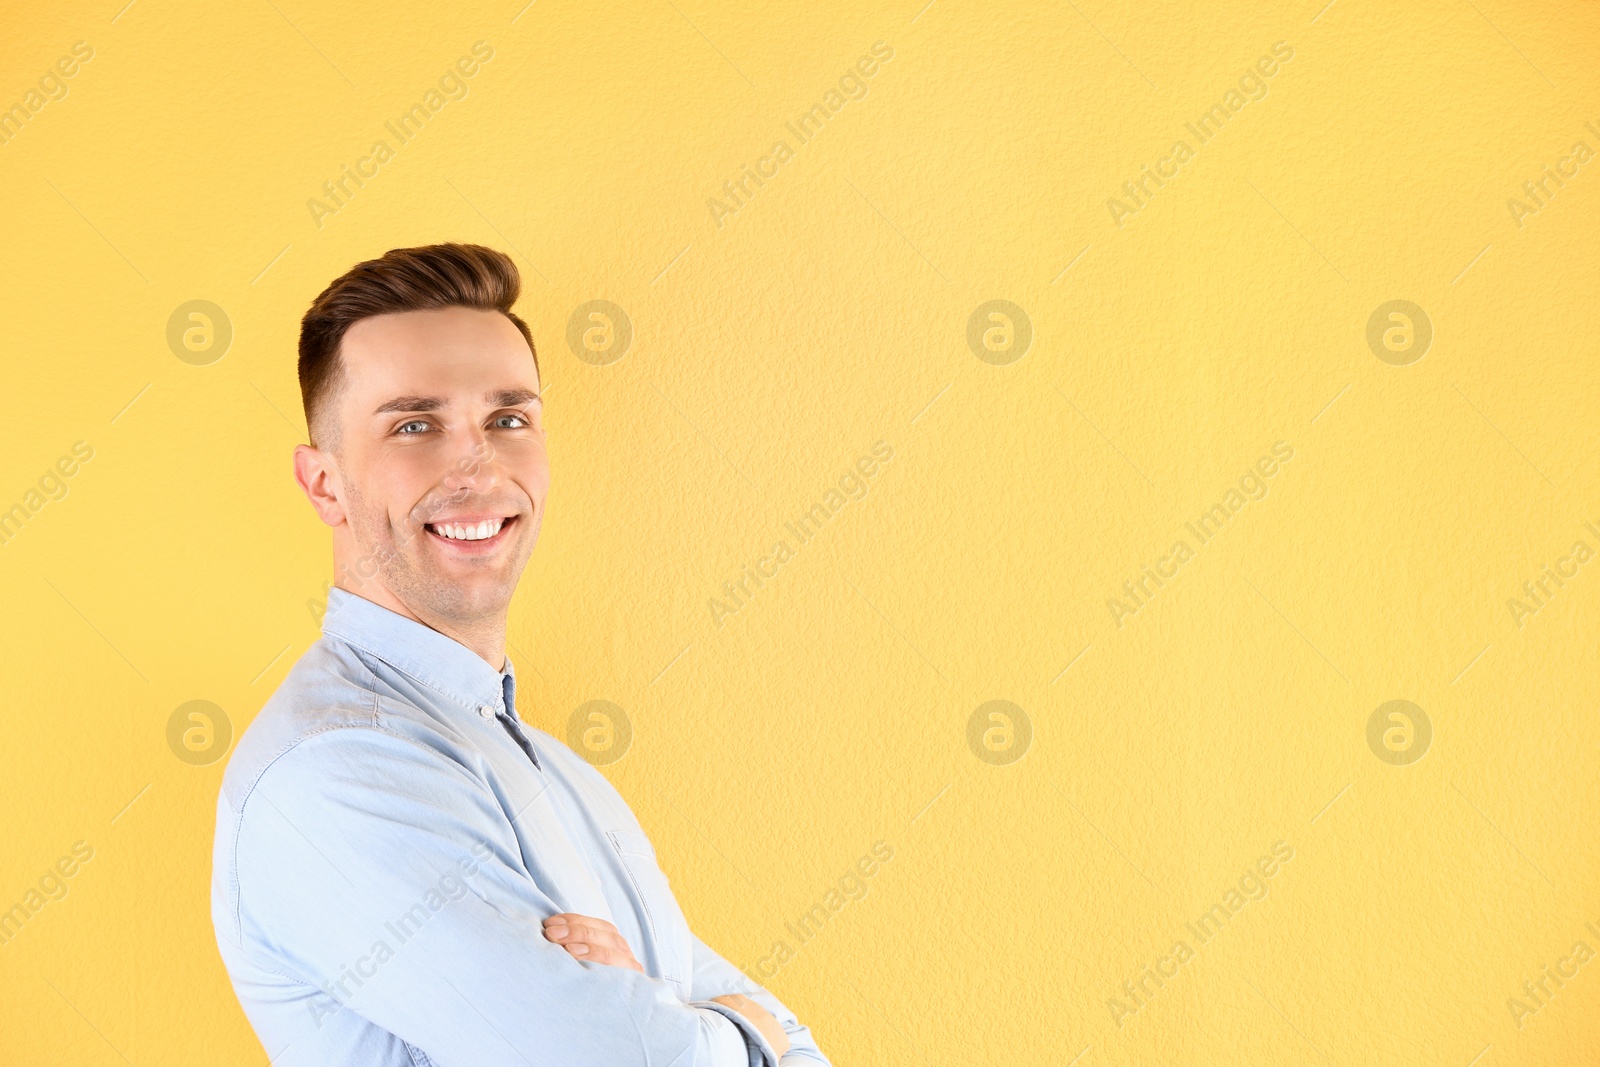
[710,993,790,1058]
[541,913,644,972]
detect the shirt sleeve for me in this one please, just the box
[696,1007,757,1066]
[224,724,752,1067]
[687,931,834,1066]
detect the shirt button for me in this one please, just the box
[477,704,495,720]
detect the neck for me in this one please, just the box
[335,577,507,672]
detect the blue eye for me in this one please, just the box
[397,420,429,435]
[496,414,529,428]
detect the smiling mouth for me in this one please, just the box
[424,515,517,548]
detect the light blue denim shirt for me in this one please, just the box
[211,586,830,1067]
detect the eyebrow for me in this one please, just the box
[372,388,541,416]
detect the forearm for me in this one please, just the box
[689,933,833,1066]
[224,728,765,1066]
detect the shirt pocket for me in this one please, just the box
[606,827,691,998]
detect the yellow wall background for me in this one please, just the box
[3,1,1599,1063]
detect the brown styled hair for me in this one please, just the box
[297,242,539,451]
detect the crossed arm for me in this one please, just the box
[225,726,828,1066]
[542,913,790,1057]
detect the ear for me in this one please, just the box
[293,444,346,528]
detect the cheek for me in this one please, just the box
[381,446,441,476]
[371,456,445,514]
[510,442,552,501]
[353,494,404,540]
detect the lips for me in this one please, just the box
[424,514,517,550]
[428,516,508,541]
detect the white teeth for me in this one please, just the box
[431,517,506,541]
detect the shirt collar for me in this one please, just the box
[321,586,516,717]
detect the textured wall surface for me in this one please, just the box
[2,1,1599,1064]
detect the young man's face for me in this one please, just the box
[319,305,548,625]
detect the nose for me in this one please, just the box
[438,424,503,500]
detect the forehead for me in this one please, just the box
[338,306,539,404]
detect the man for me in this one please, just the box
[210,243,830,1067]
